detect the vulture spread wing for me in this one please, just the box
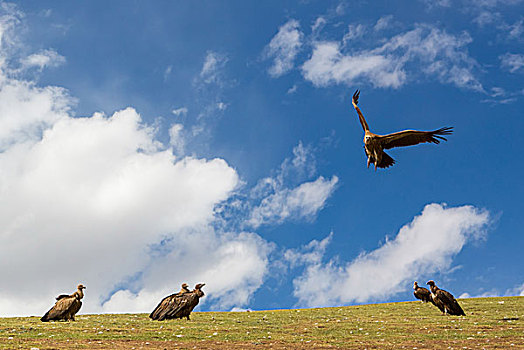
[380,127,453,150]
[352,90,370,132]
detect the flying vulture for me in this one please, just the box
[41,284,85,322]
[413,281,437,306]
[351,90,453,170]
[149,283,205,321]
[426,280,465,316]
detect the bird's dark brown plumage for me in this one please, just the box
[351,90,453,170]
[413,281,436,305]
[41,284,85,322]
[426,280,465,316]
[149,283,205,321]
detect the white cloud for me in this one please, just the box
[287,84,298,94]
[342,24,366,45]
[169,123,184,155]
[171,106,188,116]
[302,25,483,91]
[374,15,393,31]
[500,53,524,72]
[102,230,273,312]
[0,104,255,315]
[217,101,227,110]
[248,175,338,228]
[312,17,326,36]
[419,0,451,8]
[20,49,65,71]
[0,79,72,150]
[0,6,276,316]
[240,141,337,229]
[291,203,490,307]
[199,51,228,85]
[163,65,172,81]
[265,19,303,78]
[506,19,524,39]
[472,11,501,27]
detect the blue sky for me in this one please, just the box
[0,1,523,316]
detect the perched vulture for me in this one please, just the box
[426,280,465,316]
[413,281,436,306]
[150,283,205,321]
[41,284,86,322]
[351,90,453,170]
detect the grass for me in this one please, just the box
[0,296,522,349]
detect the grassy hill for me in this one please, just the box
[1,296,522,349]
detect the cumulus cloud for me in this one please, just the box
[500,53,524,72]
[0,103,259,315]
[0,6,275,316]
[102,230,273,312]
[20,49,65,71]
[265,19,303,77]
[302,25,483,91]
[291,204,490,307]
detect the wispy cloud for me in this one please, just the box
[291,204,490,307]
[198,51,228,85]
[171,106,188,116]
[500,53,524,72]
[302,25,483,91]
[264,19,304,78]
[342,24,366,45]
[374,15,393,31]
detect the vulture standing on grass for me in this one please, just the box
[149,283,205,321]
[413,281,437,306]
[426,280,465,316]
[351,90,453,170]
[41,284,86,322]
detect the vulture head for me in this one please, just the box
[426,280,435,287]
[77,284,86,290]
[181,283,189,289]
[194,283,205,297]
[413,281,419,290]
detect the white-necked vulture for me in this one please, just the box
[41,284,85,322]
[426,280,465,316]
[351,90,453,170]
[150,283,205,321]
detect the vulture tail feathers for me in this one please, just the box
[378,151,395,168]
